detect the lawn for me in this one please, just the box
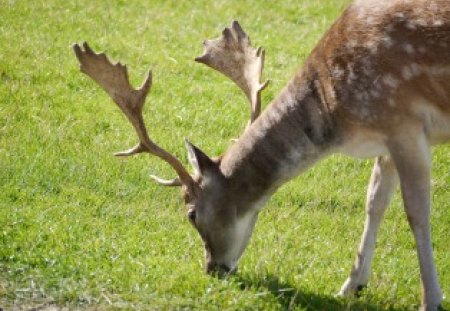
[0,0,449,310]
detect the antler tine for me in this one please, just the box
[73,42,194,188]
[149,175,182,187]
[195,21,270,124]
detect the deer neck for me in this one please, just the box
[220,69,339,212]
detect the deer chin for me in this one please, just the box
[205,211,258,276]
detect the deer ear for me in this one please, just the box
[185,139,217,176]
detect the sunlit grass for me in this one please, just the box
[1,0,449,310]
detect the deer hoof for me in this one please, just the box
[337,278,367,298]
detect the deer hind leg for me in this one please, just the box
[338,155,398,297]
[386,129,442,311]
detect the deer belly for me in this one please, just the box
[339,132,388,159]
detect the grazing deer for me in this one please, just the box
[73,0,450,309]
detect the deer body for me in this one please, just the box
[224,0,450,188]
[74,0,449,309]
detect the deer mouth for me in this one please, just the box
[206,262,238,277]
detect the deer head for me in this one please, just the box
[73,21,269,275]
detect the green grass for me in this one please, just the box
[0,0,449,310]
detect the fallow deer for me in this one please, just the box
[73,0,450,309]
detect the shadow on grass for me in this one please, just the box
[234,273,412,311]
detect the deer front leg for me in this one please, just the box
[387,130,442,311]
[338,155,398,297]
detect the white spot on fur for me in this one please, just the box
[332,66,345,80]
[393,12,405,20]
[347,67,357,84]
[402,63,422,81]
[381,36,394,48]
[416,18,427,26]
[370,89,381,99]
[406,21,417,30]
[402,66,413,80]
[346,40,358,50]
[383,74,399,89]
[366,16,376,25]
[403,43,415,54]
[426,65,450,76]
[368,43,378,54]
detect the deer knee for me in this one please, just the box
[405,210,429,229]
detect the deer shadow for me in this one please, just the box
[233,273,414,311]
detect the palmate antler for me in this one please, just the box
[73,22,266,186]
[195,21,269,124]
[73,42,193,187]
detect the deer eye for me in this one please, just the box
[187,209,196,223]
